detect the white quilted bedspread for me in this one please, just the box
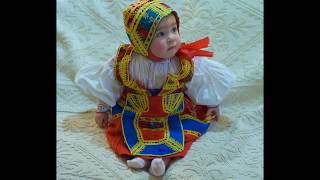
[57,0,263,179]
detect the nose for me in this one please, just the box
[167,34,174,43]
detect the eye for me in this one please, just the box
[171,27,177,33]
[156,31,165,37]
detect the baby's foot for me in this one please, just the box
[127,157,145,169]
[149,158,165,176]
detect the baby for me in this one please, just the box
[75,0,235,176]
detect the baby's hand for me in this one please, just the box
[205,106,220,121]
[95,111,111,128]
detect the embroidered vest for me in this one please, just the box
[112,44,197,156]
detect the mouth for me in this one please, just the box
[167,46,176,51]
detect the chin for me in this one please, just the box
[155,49,178,59]
[166,50,178,58]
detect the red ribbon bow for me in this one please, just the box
[177,37,214,59]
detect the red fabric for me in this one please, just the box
[106,115,131,156]
[176,37,214,59]
[147,48,163,62]
[106,96,208,160]
[147,37,214,61]
[140,129,165,141]
[141,96,167,117]
[106,117,199,160]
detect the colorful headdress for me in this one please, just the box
[123,0,179,56]
[114,0,213,93]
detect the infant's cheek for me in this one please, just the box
[154,41,165,52]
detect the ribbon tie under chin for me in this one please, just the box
[177,37,214,59]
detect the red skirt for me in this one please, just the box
[106,97,212,160]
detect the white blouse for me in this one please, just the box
[75,53,236,108]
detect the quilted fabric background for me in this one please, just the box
[57,0,263,179]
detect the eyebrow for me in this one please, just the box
[157,23,177,31]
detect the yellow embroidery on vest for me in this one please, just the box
[158,58,193,96]
[179,58,194,80]
[163,93,184,114]
[118,52,147,94]
[162,73,180,89]
[125,93,149,113]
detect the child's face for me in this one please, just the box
[149,14,181,59]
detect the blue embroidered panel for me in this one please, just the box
[168,115,183,143]
[122,110,139,149]
[182,118,210,135]
[139,9,157,31]
[139,144,175,155]
[111,103,123,116]
[175,101,184,113]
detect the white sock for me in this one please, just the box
[149,158,165,176]
[127,157,145,169]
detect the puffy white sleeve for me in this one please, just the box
[185,56,236,106]
[74,58,123,108]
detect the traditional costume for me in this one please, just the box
[75,0,235,160]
